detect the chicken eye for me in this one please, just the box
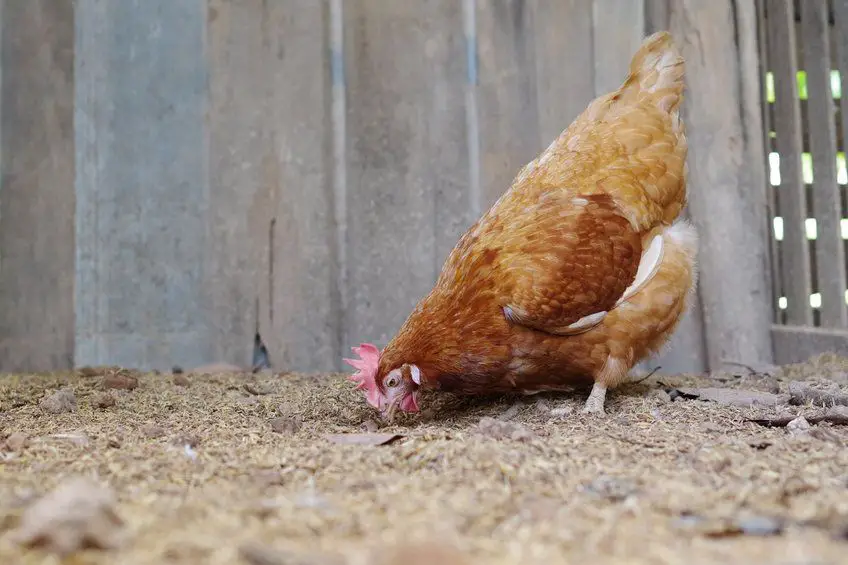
[385,374,400,388]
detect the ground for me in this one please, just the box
[1,356,847,565]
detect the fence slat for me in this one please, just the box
[767,0,814,326]
[0,0,75,371]
[592,0,645,97]
[530,0,594,145]
[758,0,782,323]
[260,1,341,371]
[343,1,467,351]
[75,0,211,370]
[476,1,540,208]
[670,0,775,368]
[800,0,848,328]
[642,0,710,374]
[772,324,848,364]
[205,0,277,367]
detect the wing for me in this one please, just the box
[494,193,647,335]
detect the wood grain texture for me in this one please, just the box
[205,0,276,367]
[263,1,341,371]
[343,1,467,352]
[476,0,540,208]
[0,0,76,371]
[803,0,848,327]
[641,0,709,375]
[592,0,645,96]
[669,0,775,367]
[74,0,210,370]
[772,325,848,364]
[766,0,813,326]
[530,0,594,145]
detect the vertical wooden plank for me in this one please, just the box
[669,0,775,368]
[645,0,670,32]
[263,1,341,371]
[643,0,710,374]
[758,0,783,323]
[0,0,76,371]
[205,0,275,367]
[592,0,645,96]
[344,2,468,350]
[766,0,814,326]
[476,0,539,208]
[75,0,210,370]
[800,0,848,328]
[530,0,594,144]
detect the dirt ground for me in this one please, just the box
[1,355,847,565]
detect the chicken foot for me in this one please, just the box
[582,382,608,415]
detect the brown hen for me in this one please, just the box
[346,31,698,418]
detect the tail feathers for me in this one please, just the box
[618,31,685,114]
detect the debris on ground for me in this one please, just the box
[324,433,403,446]
[9,476,125,556]
[39,388,76,414]
[102,373,139,391]
[173,374,191,387]
[664,386,789,407]
[474,416,536,441]
[788,381,848,407]
[2,432,27,452]
[1,356,847,565]
[95,391,118,409]
[786,415,811,436]
[748,406,848,427]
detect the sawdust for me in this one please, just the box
[0,355,847,565]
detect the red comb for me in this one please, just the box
[343,343,381,409]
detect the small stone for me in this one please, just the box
[244,382,272,396]
[141,425,166,439]
[40,389,77,414]
[649,389,671,403]
[102,374,138,391]
[270,416,301,434]
[361,419,379,433]
[107,438,121,449]
[550,405,573,418]
[786,415,811,435]
[9,476,125,556]
[173,374,191,387]
[95,392,117,409]
[4,432,28,452]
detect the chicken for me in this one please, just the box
[345,31,698,419]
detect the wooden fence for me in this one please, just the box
[762,0,848,363]
[0,0,840,375]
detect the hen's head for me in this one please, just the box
[344,343,421,421]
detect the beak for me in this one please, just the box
[379,398,400,423]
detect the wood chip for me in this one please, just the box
[323,433,403,446]
[102,374,138,391]
[668,387,790,407]
[787,381,848,407]
[748,406,848,427]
